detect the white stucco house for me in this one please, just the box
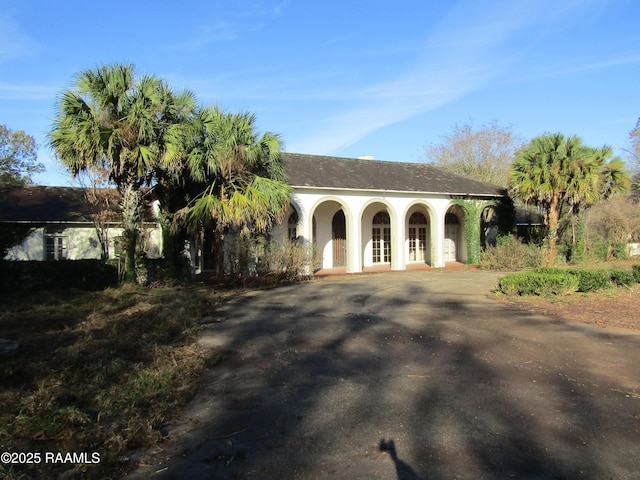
[268,153,506,273]
[2,154,507,275]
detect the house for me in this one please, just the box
[0,186,162,262]
[267,153,507,273]
[2,154,507,274]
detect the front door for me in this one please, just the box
[332,210,346,267]
[372,211,391,264]
[444,224,458,261]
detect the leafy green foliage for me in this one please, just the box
[501,266,640,296]
[498,271,578,296]
[633,264,640,282]
[49,63,198,282]
[0,124,44,187]
[564,268,613,292]
[536,267,618,292]
[509,133,630,266]
[608,269,637,287]
[453,200,481,264]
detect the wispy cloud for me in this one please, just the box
[0,15,42,63]
[287,0,616,155]
[0,82,57,101]
[172,1,290,51]
[172,22,239,51]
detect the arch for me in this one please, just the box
[481,204,499,247]
[308,198,352,270]
[403,201,435,266]
[360,201,395,268]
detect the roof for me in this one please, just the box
[282,153,506,197]
[0,186,121,223]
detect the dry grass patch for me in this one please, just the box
[0,284,224,479]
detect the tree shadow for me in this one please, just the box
[125,272,640,479]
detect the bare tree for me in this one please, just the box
[76,168,120,260]
[424,120,525,187]
[627,118,640,198]
[586,196,640,247]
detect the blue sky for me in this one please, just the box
[1,0,639,186]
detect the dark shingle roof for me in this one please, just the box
[0,186,121,223]
[282,153,506,197]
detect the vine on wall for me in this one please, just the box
[452,199,481,265]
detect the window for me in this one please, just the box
[45,233,68,261]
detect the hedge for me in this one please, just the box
[0,260,118,292]
[498,271,579,296]
[500,265,640,296]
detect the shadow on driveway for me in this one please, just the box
[127,271,640,479]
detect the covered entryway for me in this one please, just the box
[308,199,350,271]
[332,210,346,267]
[444,211,460,262]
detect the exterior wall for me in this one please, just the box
[4,224,163,261]
[5,228,45,261]
[281,187,469,273]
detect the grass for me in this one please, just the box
[0,283,226,480]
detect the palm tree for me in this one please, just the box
[49,64,192,281]
[565,146,629,251]
[510,133,630,266]
[162,105,291,277]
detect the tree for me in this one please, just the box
[627,118,640,199]
[509,133,630,266]
[161,105,291,278]
[424,120,524,187]
[0,125,44,187]
[49,63,195,281]
[586,196,640,252]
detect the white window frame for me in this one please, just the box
[45,232,68,261]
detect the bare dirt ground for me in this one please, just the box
[500,284,640,332]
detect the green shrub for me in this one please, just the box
[633,264,640,283]
[498,271,579,296]
[565,268,612,292]
[480,235,543,270]
[609,269,636,287]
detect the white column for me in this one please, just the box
[347,209,362,273]
[431,204,447,268]
[391,206,405,270]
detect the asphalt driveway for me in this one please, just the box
[127,270,640,479]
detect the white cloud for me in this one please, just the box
[0,15,41,63]
[0,82,57,101]
[286,0,613,155]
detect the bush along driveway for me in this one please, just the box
[127,270,640,480]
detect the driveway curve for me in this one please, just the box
[127,270,640,480]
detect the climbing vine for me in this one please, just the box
[452,199,481,265]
